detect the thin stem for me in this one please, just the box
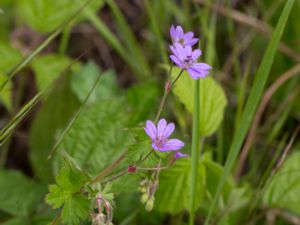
[154,69,184,123]
[89,150,128,184]
[137,166,169,171]
[189,79,201,225]
[102,149,155,185]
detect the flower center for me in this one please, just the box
[183,55,193,69]
[179,38,185,45]
[155,137,167,148]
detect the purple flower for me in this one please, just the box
[170,43,212,80]
[174,152,188,159]
[144,119,184,152]
[170,25,198,47]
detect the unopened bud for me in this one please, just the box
[141,193,148,204]
[145,198,154,211]
[127,165,137,173]
[165,80,171,92]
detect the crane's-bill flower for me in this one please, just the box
[170,43,212,80]
[144,119,184,152]
[174,152,188,159]
[170,25,198,47]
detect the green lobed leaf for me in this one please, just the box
[56,99,132,176]
[17,0,104,33]
[0,169,46,216]
[263,151,300,214]
[61,195,89,225]
[155,158,206,214]
[70,61,120,104]
[171,68,227,136]
[31,54,72,91]
[46,165,89,225]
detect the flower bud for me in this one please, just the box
[145,198,154,211]
[141,193,148,204]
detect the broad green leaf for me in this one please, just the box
[205,1,295,223]
[17,0,104,33]
[263,151,300,214]
[172,68,227,136]
[56,99,132,176]
[62,195,89,225]
[31,54,72,91]
[71,61,119,104]
[46,165,89,225]
[29,76,80,182]
[0,169,45,216]
[155,158,206,214]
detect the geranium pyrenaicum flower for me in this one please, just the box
[174,152,188,159]
[144,119,184,152]
[170,43,212,80]
[170,25,199,47]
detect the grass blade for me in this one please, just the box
[204,0,295,224]
[106,0,151,77]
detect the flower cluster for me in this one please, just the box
[169,25,212,80]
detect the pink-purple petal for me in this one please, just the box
[183,31,194,40]
[175,25,184,38]
[162,139,185,151]
[174,152,188,159]
[186,38,199,46]
[145,120,156,140]
[170,55,183,68]
[157,119,167,138]
[191,49,201,61]
[163,123,175,139]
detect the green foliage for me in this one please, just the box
[127,81,160,125]
[264,151,300,214]
[171,68,227,136]
[205,1,295,223]
[17,0,104,33]
[125,128,159,168]
[0,169,45,216]
[155,158,206,214]
[1,217,27,225]
[29,77,80,182]
[0,43,22,111]
[202,153,234,201]
[46,164,89,225]
[0,72,12,111]
[0,43,22,73]
[56,99,132,176]
[71,61,119,104]
[31,54,72,91]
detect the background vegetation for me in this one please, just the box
[0,0,300,224]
